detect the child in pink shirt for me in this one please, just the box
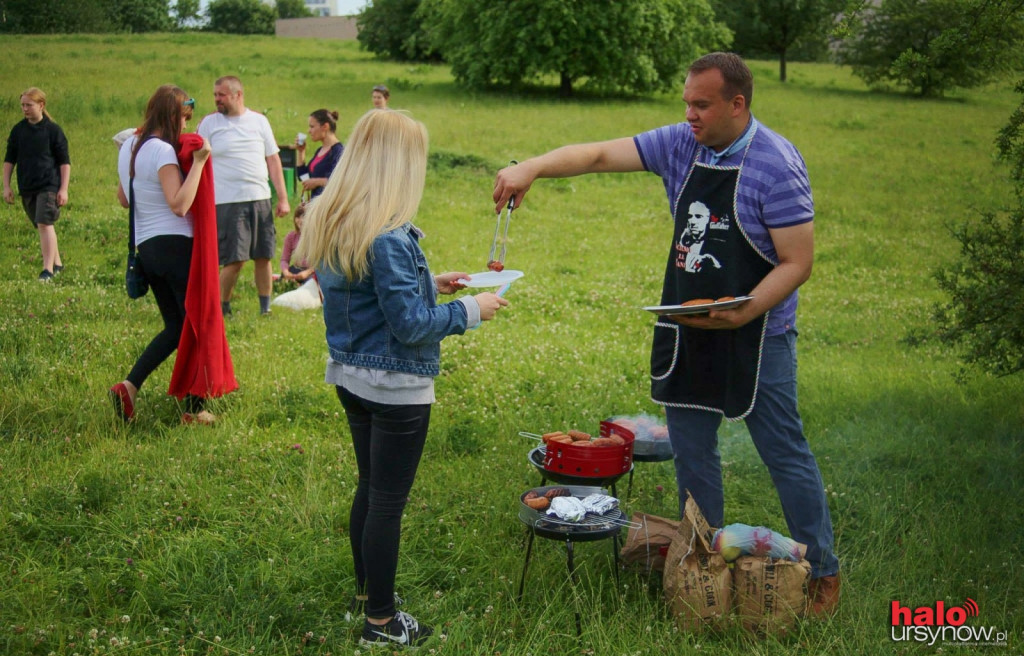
[280,202,315,283]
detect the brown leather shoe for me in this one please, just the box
[182,410,217,426]
[808,574,841,616]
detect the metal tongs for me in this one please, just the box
[488,159,518,270]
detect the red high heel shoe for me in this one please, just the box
[109,382,135,421]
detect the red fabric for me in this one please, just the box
[168,133,238,400]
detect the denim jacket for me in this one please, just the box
[317,222,468,377]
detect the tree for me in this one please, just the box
[838,0,1024,96]
[0,0,173,33]
[931,81,1024,376]
[0,0,106,32]
[109,0,173,32]
[276,0,313,19]
[421,0,731,97]
[711,0,844,81]
[207,0,276,34]
[358,0,439,61]
[173,0,202,28]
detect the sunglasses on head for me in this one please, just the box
[183,98,195,108]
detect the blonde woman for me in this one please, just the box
[3,87,70,281]
[299,109,507,648]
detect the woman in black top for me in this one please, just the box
[3,87,70,281]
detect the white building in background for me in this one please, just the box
[304,0,368,16]
[304,0,333,16]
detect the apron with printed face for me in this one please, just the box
[650,146,776,419]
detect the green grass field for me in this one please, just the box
[1,34,1022,655]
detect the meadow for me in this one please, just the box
[1,33,1022,655]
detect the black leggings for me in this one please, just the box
[337,386,430,620]
[128,235,202,412]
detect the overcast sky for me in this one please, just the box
[336,0,369,14]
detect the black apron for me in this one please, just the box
[650,148,775,419]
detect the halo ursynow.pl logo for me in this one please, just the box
[890,598,1007,646]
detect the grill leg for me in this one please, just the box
[565,538,582,636]
[612,530,622,592]
[517,529,536,602]
[626,468,635,499]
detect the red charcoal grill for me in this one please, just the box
[528,420,635,497]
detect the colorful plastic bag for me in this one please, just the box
[711,523,807,562]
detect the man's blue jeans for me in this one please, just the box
[665,330,839,578]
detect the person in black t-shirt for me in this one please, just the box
[3,87,71,281]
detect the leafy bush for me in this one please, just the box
[0,0,172,33]
[207,0,276,34]
[932,81,1024,376]
[837,0,1024,96]
[111,0,174,31]
[275,0,312,18]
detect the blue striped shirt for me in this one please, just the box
[633,117,814,335]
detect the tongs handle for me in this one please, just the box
[505,160,518,214]
[489,160,518,265]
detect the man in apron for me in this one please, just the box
[492,52,840,615]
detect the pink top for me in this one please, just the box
[308,149,328,173]
[280,230,308,271]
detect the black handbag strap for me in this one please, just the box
[129,176,137,253]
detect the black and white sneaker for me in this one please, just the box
[359,611,433,648]
[345,592,404,622]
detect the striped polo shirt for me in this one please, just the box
[634,117,814,336]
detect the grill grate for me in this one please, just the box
[518,485,640,537]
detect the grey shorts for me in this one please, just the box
[21,191,61,227]
[216,199,276,265]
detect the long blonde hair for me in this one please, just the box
[298,109,428,280]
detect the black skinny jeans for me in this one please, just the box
[128,234,202,412]
[337,386,430,620]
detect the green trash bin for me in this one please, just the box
[274,145,297,201]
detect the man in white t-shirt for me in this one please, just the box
[197,75,290,316]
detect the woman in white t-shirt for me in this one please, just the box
[109,85,214,425]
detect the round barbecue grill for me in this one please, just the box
[528,446,633,490]
[516,484,636,635]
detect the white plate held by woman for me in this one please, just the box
[457,270,524,288]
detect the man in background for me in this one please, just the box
[198,75,290,316]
